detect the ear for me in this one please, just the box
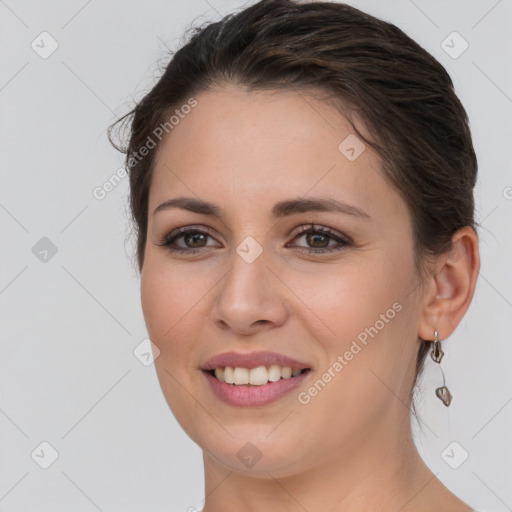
[418,226,480,342]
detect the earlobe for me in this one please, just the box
[418,225,480,341]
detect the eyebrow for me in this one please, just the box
[153,196,371,220]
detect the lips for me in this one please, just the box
[201,350,312,371]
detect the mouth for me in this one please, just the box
[203,365,312,386]
[200,350,313,406]
[202,365,312,407]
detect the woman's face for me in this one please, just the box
[141,84,425,477]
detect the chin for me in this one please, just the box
[194,425,309,478]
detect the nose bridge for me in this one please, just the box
[213,235,286,333]
[221,236,269,309]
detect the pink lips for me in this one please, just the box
[200,350,313,407]
[203,368,311,407]
[201,350,312,371]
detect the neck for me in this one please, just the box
[200,412,471,512]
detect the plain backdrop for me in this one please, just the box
[0,0,511,511]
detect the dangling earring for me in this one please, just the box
[431,330,452,407]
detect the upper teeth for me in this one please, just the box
[214,365,303,385]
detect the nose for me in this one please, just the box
[211,245,288,336]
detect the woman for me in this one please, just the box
[109,0,481,510]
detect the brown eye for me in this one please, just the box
[182,232,208,248]
[156,227,220,254]
[289,225,351,254]
[304,231,330,248]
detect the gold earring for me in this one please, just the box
[431,330,452,407]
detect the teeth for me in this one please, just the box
[249,365,268,385]
[211,365,306,385]
[268,364,282,382]
[281,366,292,379]
[214,367,224,381]
[223,366,234,384]
[233,367,249,385]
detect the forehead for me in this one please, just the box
[149,84,406,224]
[156,84,359,164]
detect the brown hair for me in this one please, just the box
[108,0,478,422]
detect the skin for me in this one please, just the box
[140,84,480,512]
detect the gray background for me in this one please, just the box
[0,0,511,511]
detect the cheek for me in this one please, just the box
[300,252,415,392]
[140,260,202,342]
[140,264,206,424]
[140,259,220,386]
[141,270,169,344]
[297,256,408,340]
[140,265,196,390]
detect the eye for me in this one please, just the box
[156,226,220,254]
[156,224,351,255]
[287,224,352,254]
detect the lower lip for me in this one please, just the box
[202,369,311,407]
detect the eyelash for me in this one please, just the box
[156,224,351,255]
